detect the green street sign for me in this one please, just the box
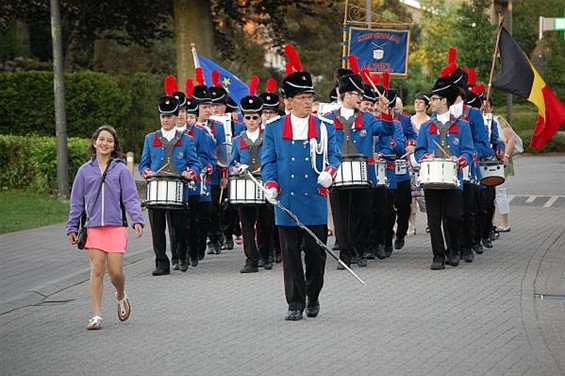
[555,18,565,31]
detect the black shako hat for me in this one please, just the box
[209,86,228,104]
[338,74,364,94]
[193,67,212,104]
[328,87,338,103]
[158,95,179,115]
[226,96,238,112]
[259,78,279,111]
[240,76,263,113]
[281,44,315,98]
[172,91,187,108]
[363,84,377,103]
[430,77,459,106]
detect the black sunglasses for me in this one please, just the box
[244,115,260,120]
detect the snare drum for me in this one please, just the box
[395,160,408,175]
[374,161,387,187]
[462,165,471,183]
[228,174,266,204]
[146,175,186,209]
[333,155,371,189]
[479,160,505,186]
[418,159,459,189]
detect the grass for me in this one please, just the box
[0,189,70,234]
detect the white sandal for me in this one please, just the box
[116,291,131,322]
[87,315,102,330]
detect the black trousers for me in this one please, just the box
[477,186,496,240]
[149,208,187,270]
[279,225,327,312]
[203,185,223,246]
[424,189,463,263]
[382,189,395,247]
[386,180,412,244]
[239,204,274,266]
[221,204,241,241]
[166,211,180,263]
[186,195,201,261]
[460,182,479,250]
[368,186,388,248]
[330,187,373,263]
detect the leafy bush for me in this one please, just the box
[0,135,90,194]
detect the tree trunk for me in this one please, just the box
[174,0,214,84]
[15,21,31,57]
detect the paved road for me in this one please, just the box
[1,154,564,376]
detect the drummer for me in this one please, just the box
[230,77,275,273]
[414,74,474,270]
[323,66,395,269]
[139,94,201,276]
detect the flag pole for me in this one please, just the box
[190,43,201,69]
[342,0,349,69]
[486,18,504,101]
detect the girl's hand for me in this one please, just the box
[68,232,78,245]
[133,223,143,238]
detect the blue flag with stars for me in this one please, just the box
[198,55,249,105]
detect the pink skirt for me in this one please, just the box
[84,226,128,253]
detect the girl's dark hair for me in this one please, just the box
[88,125,122,159]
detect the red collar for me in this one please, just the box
[152,130,183,146]
[333,110,363,130]
[239,130,264,149]
[429,116,459,134]
[282,115,318,140]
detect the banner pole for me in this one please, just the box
[342,0,349,69]
[190,43,201,69]
[486,19,504,101]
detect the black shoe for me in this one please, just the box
[207,242,215,254]
[198,254,204,260]
[171,260,180,270]
[461,249,474,263]
[384,246,393,258]
[213,243,221,254]
[152,268,170,276]
[365,248,375,260]
[240,264,259,273]
[190,258,198,267]
[332,242,340,251]
[257,259,264,267]
[274,253,282,263]
[222,240,234,250]
[448,252,460,267]
[285,310,303,321]
[473,243,483,255]
[482,238,493,249]
[305,301,320,318]
[489,229,496,242]
[430,261,445,270]
[263,261,273,270]
[356,256,368,267]
[180,260,190,272]
[375,245,387,260]
[394,237,405,250]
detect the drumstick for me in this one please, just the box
[219,187,224,203]
[433,140,452,158]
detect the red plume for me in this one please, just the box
[348,55,360,74]
[185,78,194,98]
[359,68,371,83]
[249,75,260,96]
[164,75,178,96]
[471,83,485,95]
[283,43,303,72]
[448,47,457,65]
[440,63,457,78]
[382,72,390,91]
[467,68,477,86]
[371,74,380,85]
[265,78,277,93]
[285,62,293,75]
[212,70,222,87]
[195,68,205,86]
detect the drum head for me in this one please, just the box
[215,142,233,168]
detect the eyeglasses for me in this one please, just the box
[349,92,362,97]
[429,96,442,102]
[293,95,314,102]
[244,115,260,120]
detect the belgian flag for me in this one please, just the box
[492,27,565,150]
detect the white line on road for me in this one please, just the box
[507,195,515,204]
[543,196,559,208]
[525,195,537,203]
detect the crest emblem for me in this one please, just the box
[452,137,459,145]
[177,151,184,159]
[359,129,367,137]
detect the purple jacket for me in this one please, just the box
[66,158,145,235]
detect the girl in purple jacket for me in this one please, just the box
[67,125,144,330]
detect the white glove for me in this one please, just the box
[317,171,333,188]
[237,164,249,175]
[265,187,278,204]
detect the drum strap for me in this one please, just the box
[157,130,181,175]
[241,131,263,172]
[332,110,360,156]
[433,120,455,159]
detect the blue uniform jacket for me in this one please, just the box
[391,120,411,184]
[186,124,214,198]
[322,109,395,186]
[395,110,418,146]
[414,117,475,191]
[199,119,227,186]
[378,120,405,189]
[261,114,341,226]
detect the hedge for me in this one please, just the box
[0,134,90,194]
